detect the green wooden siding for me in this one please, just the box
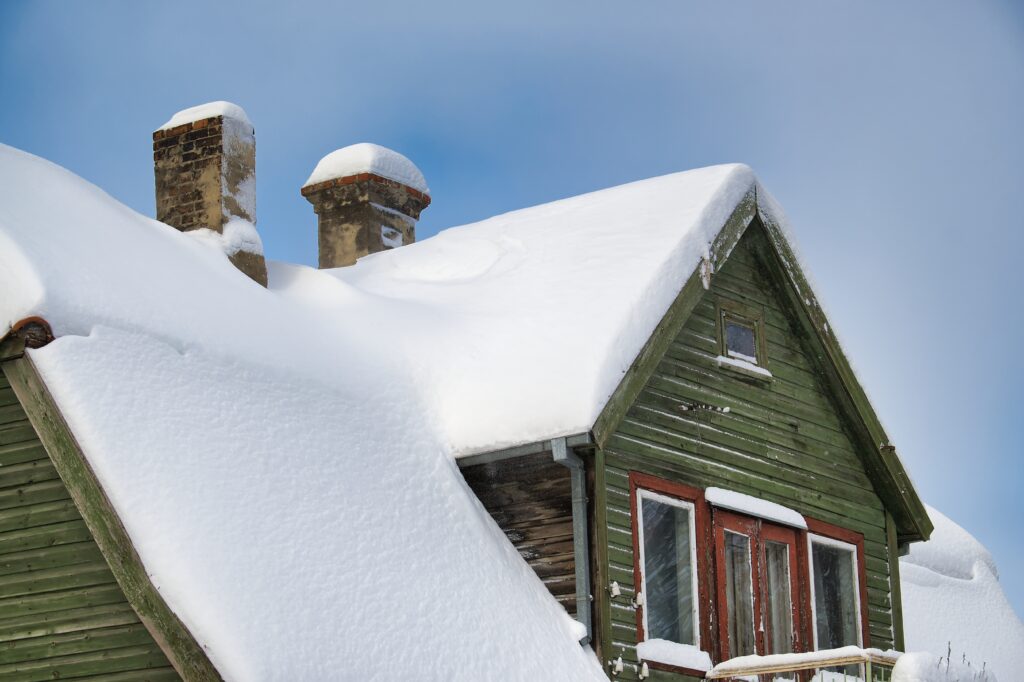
[461,453,577,614]
[596,228,895,679]
[0,371,179,681]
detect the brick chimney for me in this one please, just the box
[301,143,430,268]
[153,101,268,286]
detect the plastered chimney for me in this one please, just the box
[301,143,430,268]
[153,101,268,286]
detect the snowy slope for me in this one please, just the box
[901,505,1024,679]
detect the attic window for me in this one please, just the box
[716,301,770,378]
[724,318,757,363]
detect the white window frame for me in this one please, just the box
[635,488,701,649]
[807,533,863,649]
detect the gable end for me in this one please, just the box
[592,192,932,545]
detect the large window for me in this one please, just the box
[628,475,870,670]
[809,534,863,649]
[712,510,802,660]
[637,490,699,646]
[630,473,711,669]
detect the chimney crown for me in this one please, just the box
[157,101,253,133]
[302,143,429,196]
[302,144,430,269]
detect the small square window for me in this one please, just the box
[716,302,770,378]
[725,319,758,364]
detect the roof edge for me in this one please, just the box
[588,181,932,543]
[0,316,55,361]
[591,185,759,445]
[0,354,223,681]
[753,199,933,543]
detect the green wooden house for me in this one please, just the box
[459,190,933,679]
[0,107,932,681]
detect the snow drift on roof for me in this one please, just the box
[157,100,252,131]
[281,162,756,455]
[303,142,430,194]
[0,143,608,680]
[900,505,1024,679]
[0,141,761,679]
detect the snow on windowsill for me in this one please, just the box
[705,487,807,529]
[707,646,901,677]
[636,639,712,672]
[716,354,773,380]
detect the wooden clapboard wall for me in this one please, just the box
[0,369,180,681]
[593,226,897,681]
[460,452,577,615]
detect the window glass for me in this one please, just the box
[724,531,756,657]
[725,319,758,363]
[764,541,794,655]
[811,539,860,648]
[641,494,696,645]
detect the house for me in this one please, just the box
[0,101,932,681]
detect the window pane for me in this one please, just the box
[812,541,859,649]
[724,531,755,657]
[764,541,794,655]
[641,496,695,645]
[725,320,757,363]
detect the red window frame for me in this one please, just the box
[628,472,713,676]
[712,508,805,660]
[803,517,871,649]
[627,472,872,669]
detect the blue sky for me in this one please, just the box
[2,0,1022,623]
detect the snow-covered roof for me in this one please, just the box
[2,141,764,679]
[0,133,987,679]
[157,100,252,131]
[303,142,430,193]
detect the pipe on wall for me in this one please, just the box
[551,437,592,646]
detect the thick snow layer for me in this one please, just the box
[891,651,998,682]
[704,487,807,529]
[293,162,757,456]
[158,100,252,131]
[636,639,712,671]
[900,506,1024,680]
[0,143,606,681]
[303,142,429,193]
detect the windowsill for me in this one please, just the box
[716,355,773,382]
[636,639,712,675]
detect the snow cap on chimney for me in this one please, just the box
[302,143,430,269]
